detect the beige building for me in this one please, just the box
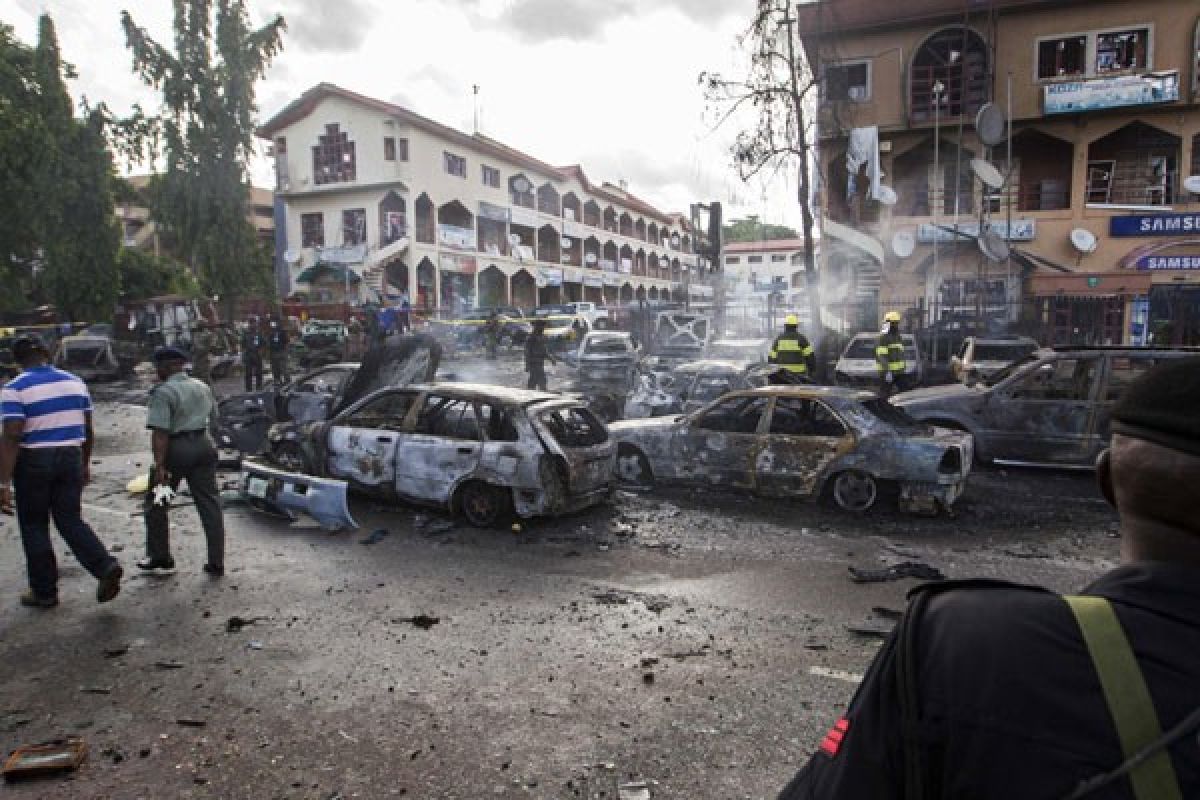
[256,84,701,313]
[798,0,1200,345]
[117,176,275,257]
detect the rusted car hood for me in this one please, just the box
[891,383,979,407]
[609,417,679,435]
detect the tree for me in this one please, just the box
[723,215,799,243]
[120,1,285,312]
[0,23,42,307]
[702,1,824,372]
[116,248,197,299]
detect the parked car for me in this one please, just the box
[834,333,923,388]
[242,383,616,528]
[294,319,348,368]
[564,301,609,329]
[950,336,1040,384]
[891,346,1199,468]
[564,331,639,384]
[705,337,772,364]
[610,385,972,514]
[53,333,137,382]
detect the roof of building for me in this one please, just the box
[794,0,1090,36]
[257,83,683,226]
[725,238,810,254]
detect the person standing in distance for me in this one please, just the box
[0,337,122,607]
[240,317,264,392]
[267,315,289,386]
[777,357,1200,800]
[524,318,556,391]
[768,314,816,380]
[876,311,907,397]
[137,347,225,577]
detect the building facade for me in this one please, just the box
[257,84,702,313]
[117,176,275,258]
[798,0,1200,346]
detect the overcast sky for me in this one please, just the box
[10,0,802,228]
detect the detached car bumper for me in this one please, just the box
[240,459,358,531]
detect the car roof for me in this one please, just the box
[407,382,563,405]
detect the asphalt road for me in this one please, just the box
[0,355,1120,799]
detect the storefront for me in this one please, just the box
[1118,236,1200,345]
[1026,272,1152,345]
[537,267,563,306]
[439,254,477,313]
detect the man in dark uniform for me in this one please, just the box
[240,317,264,392]
[524,319,556,391]
[876,311,907,397]
[777,357,1200,800]
[484,312,500,360]
[137,347,225,577]
[267,315,289,386]
[768,314,815,379]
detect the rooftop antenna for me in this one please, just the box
[472,84,480,134]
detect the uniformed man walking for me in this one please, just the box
[777,357,1200,800]
[524,319,556,391]
[876,311,907,396]
[137,347,225,577]
[768,314,816,380]
[267,315,289,386]
[240,318,264,392]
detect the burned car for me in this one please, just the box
[293,319,348,368]
[624,358,778,418]
[214,335,441,455]
[241,383,615,528]
[53,333,137,382]
[562,331,640,422]
[892,346,1199,468]
[610,386,972,514]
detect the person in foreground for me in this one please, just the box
[0,337,122,607]
[778,356,1200,799]
[138,347,225,577]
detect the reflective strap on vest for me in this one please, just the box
[1064,595,1182,800]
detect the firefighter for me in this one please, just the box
[876,311,907,396]
[768,314,815,379]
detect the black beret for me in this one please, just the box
[1111,356,1200,457]
[153,346,189,364]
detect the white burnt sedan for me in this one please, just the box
[241,383,615,528]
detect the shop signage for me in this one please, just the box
[439,254,477,274]
[584,275,603,288]
[1044,71,1180,115]
[478,201,510,222]
[1136,254,1200,270]
[538,267,563,287]
[437,224,474,250]
[510,207,539,228]
[916,219,1036,244]
[316,244,365,264]
[1111,212,1200,237]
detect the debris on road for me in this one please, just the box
[619,781,653,800]
[102,645,129,658]
[1003,545,1049,559]
[848,561,945,583]
[359,528,391,545]
[871,606,905,621]
[78,686,112,695]
[176,718,207,728]
[395,615,440,630]
[846,622,893,639]
[2,738,87,782]
[153,661,184,670]
[225,615,266,633]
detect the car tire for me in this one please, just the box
[830,470,878,513]
[271,441,312,473]
[457,480,511,528]
[615,446,654,489]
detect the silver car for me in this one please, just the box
[834,333,923,388]
[242,383,615,528]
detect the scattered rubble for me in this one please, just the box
[848,561,945,583]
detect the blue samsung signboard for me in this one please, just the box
[1136,255,1200,270]
[1111,213,1200,237]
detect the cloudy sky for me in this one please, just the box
[10,0,802,227]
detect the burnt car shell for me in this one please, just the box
[610,386,971,514]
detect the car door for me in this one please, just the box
[670,394,769,489]
[1091,354,1168,461]
[755,396,853,497]
[285,366,354,423]
[394,393,484,505]
[981,355,1101,465]
[325,390,417,490]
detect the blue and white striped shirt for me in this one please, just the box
[1,365,93,448]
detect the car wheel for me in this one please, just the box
[615,446,654,489]
[271,441,312,473]
[457,480,510,528]
[831,470,878,513]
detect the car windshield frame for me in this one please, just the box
[983,353,1044,387]
[861,397,929,433]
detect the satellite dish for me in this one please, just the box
[975,103,1007,147]
[876,185,898,206]
[1183,175,1200,194]
[1070,228,1098,255]
[971,158,1005,190]
[891,231,915,259]
[979,229,1010,262]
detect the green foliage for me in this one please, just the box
[116,247,197,299]
[723,216,799,243]
[0,24,43,305]
[121,1,285,305]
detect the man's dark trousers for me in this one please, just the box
[243,358,263,392]
[527,365,547,390]
[14,446,117,599]
[144,432,224,567]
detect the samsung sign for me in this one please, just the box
[1136,255,1200,271]
[1111,213,1200,237]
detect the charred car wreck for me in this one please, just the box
[241,383,615,529]
[610,386,972,515]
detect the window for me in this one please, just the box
[1009,358,1097,401]
[397,138,409,161]
[692,396,768,434]
[478,403,519,442]
[343,391,417,430]
[823,61,870,101]
[274,136,287,155]
[415,395,480,440]
[725,256,741,265]
[769,398,847,437]
[342,209,366,246]
[444,151,467,178]
[482,165,500,188]
[1104,356,1163,403]
[301,213,324,248]
[540,407,608,448]
[312,124,355,185]
[1037,36,1087,79]
[1086,161,1115,204]
[384,136,396,161]
[1096,28,1148,74]
[771,254,787,263]
[747,255,763,264]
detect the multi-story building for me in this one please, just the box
[798,0,1200,346]
[256,83,702,313]
[117,176,275,258]
[721,238,816,333]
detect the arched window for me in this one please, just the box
[910,27,989,122]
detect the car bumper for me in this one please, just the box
[512,483,612,518]
[240,459,358,531]
[897,477,967,514]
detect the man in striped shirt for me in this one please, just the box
[0,337,122,608]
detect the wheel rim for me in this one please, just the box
[616,452,648,485]
[833,471,877,512]
[462,484,499,524]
